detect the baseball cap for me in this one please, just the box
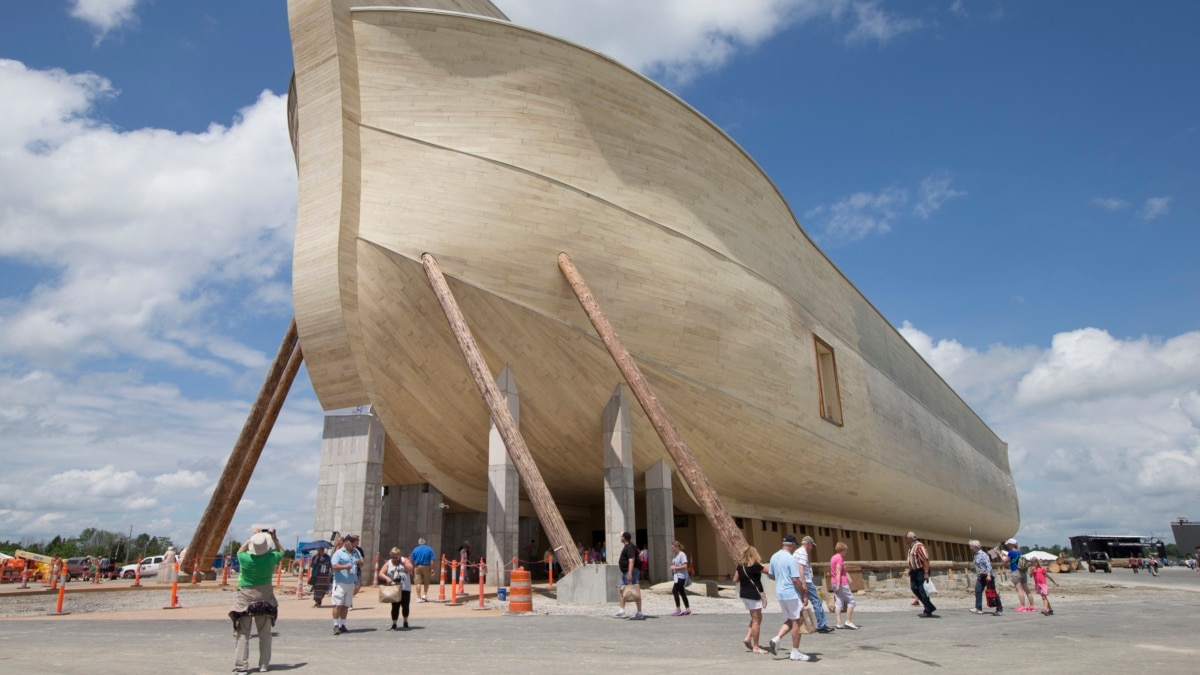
[1005,538,1017,545]
[782,534,798,544]
[345,534,359,542]
[905,531,918,539]
[801,535,815,546]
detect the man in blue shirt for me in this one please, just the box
[765,534,811,662]
[330,534,362,635]
[410,538,436,602]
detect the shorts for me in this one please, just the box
[331,581,356,607]
[741,598,764,611]
[621,569,640,586]
[1035,582,1048,596]
[1013,570,1029,586]
[413,565,431,587]
[777,597,802,621]
[833,584,856,611]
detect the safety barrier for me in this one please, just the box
[220,555,231,586]
[437,555,447,602]
[131,557,144,587]
[475,559,488,610]
[508,567,532,614]
[163,562,182,609]
[446,560,462,606]
[50,569,69,616]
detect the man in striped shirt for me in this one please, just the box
[905,531,937,617]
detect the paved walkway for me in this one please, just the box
[1,570,1197,672]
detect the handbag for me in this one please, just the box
[923,578,938,596]
[378,583,401,603]
[985,587,999,608]
[797,604,818,634]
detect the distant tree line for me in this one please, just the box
[0,528,175,563]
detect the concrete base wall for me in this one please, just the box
[555,564,621,604]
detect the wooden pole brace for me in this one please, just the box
[185,318,301,569]
[420,253,584,575]
[557,252,750,565]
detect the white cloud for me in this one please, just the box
[913,171,966,218]
[901,322,1200,546]
[949,0,967,18]
[843,0,923,45]
[1138,196,1171,222]
[1091,197,1129,211]
[0,60,297,373]
[502,0,924,86]
[69,0,142,43]
[1014,328,1200,407]
[805,187,908,243]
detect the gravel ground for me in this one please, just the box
[0,569,1172,619]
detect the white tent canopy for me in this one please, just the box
[0,551,11,560]
[1023,550,1059,561]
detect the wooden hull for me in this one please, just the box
[288,1,1020,544]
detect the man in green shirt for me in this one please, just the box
[228,529,283,675]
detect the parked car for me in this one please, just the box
[64,557,92,580]
[119,555,167,579]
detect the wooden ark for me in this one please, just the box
[286,0,1020,568]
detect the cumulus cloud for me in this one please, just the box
[69,0,142,43]
[913,171,966,219]
[0,60,297,372]
[901,322,1200,545]
[1138,196,1171,222]
[503,0,924,86]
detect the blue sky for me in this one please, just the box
[1,0,1197,553]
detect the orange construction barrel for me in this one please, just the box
[508,567,532,614]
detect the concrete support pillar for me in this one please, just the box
[485,366,520,587]
[603,384,635,566]
[645,459,674,585]
[379,483,444,559]
[314,406,386,569]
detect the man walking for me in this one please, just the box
[330,534,361,634]
[410,537,435,602]
[613,532,644,620]
[765,534,811,661]
[795,536,835,634]
[905,531,937,617]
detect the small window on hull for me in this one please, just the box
[814,336,843,425]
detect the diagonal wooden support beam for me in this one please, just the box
[185,318,302,570]
[557,252,750,565]
[421,253,584,575]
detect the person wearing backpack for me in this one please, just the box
[1006,539,1035,612]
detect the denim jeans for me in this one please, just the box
[805,580,828,629]
[910,569,936,614]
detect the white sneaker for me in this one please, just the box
[844,622,858,630]
[790,650,811,661]
[613,610,626,617]
[767,637,779,655]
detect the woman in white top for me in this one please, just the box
[669,540,691,615]
[377,547,413,630]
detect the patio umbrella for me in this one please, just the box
[300,540,333,552]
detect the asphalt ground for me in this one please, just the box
[2,569,1198,673]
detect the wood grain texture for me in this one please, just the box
[287,2,1020,550]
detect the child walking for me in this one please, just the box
[1030,558,1060,615]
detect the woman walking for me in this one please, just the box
[733,546,769,653]
[669,541,691,615]
[378,547,414,630]
[830,542,858,629]
[309,546,332,607]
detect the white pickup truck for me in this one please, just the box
[118,554,167,579]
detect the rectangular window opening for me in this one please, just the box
[813,336,844,425]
